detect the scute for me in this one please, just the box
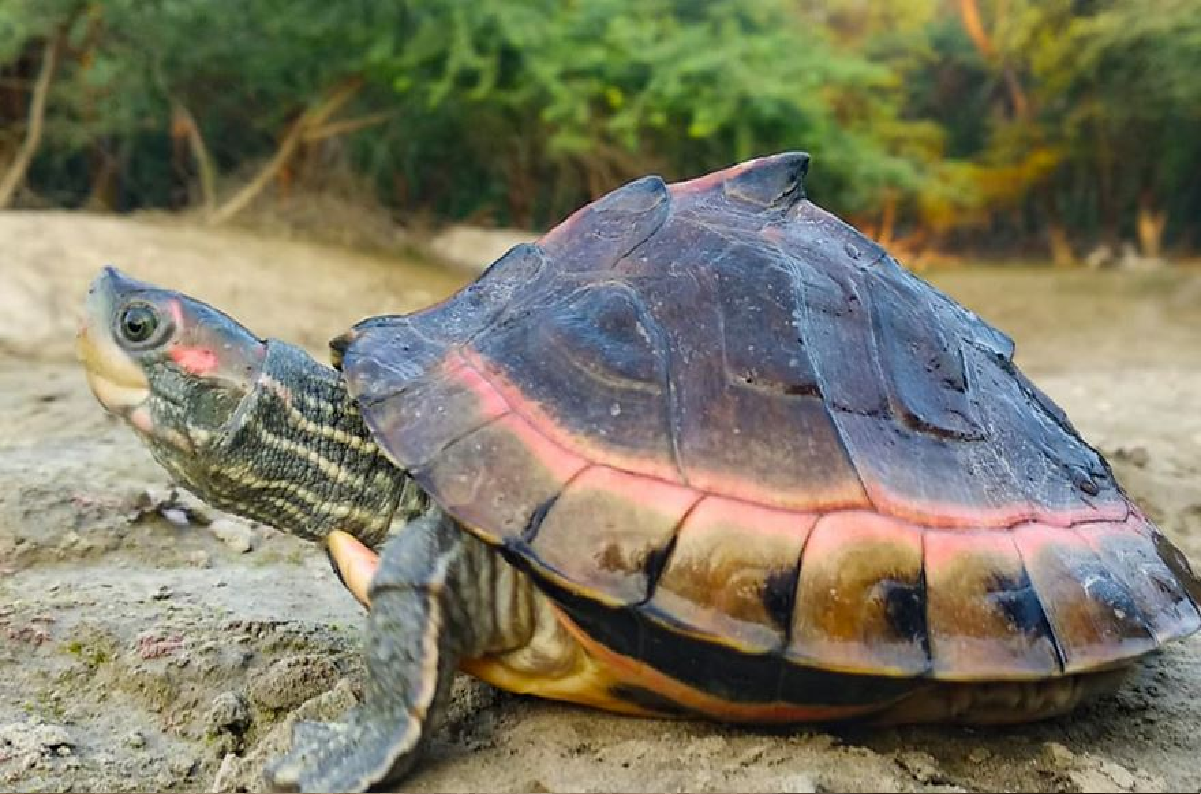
[339,152,1201,683]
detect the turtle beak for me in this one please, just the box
[77,266,154,417]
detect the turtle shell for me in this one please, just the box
[337,153,1200,690]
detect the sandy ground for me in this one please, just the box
[1,211,1200,793]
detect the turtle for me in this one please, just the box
[77,152,1201,792]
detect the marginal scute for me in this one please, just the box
[528,466,698,605]
[1150,523,1201,601]
[1013,524,1157,673]
[925,530,1060,679]
[1077,515,1201,642]
[648,497,814,652]
[789,512,929,675]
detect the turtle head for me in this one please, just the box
[78,266,267,454]
[78,267,409,545]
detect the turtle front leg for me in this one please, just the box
[267,505,486,792]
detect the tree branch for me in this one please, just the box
[955,0,994,59]
[302,110,396,142]
[0,27,66,208]
[207,76,365,225]
[172,103,217,214]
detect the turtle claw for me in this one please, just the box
[265,708,424,793]
[267,510,466,792]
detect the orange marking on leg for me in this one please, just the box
[327,530,377,608]
[458,652,664,719]
[128,404,156,435]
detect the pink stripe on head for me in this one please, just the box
[170,345,219,376]
[166,298,186,327]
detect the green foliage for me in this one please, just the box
[0,0,1197,253]
[359,0,938,223]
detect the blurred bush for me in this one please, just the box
[1,0,1198,259]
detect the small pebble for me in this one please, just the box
[168,754,198,778]
[1042,741,1077,767]
[187,550,213,569]
[141,486,174,507]
[208,691,250,732]
[210,753,242,793]
[967,747,991,764]
[126,730,146,749]
[1096,759,1136,790]
[895,750,947,784]
[162,507,191,526]
[1113,445,1151,468]
[209,518,258,553]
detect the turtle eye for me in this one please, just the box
[117,303,162,346]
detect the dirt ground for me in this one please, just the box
[1,211,1199,793]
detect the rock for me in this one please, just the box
[249,654,342,712]
[209,518,258,553]
[1118,241,1166,272]
[1097,759,1137,791]
[208,691,250,733]
[0,721,74,754]
[187,550,213,569]
[1042,741,1077,767]
[162,507,191,526]
[1111,445,1151,469]
[895,750,949,785]
[210,753,241,793]
[967,747,991,764]
[125,730,147,749]
[0,721,75,775]
[168,753,198,778]
[1085,243,1115,270]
